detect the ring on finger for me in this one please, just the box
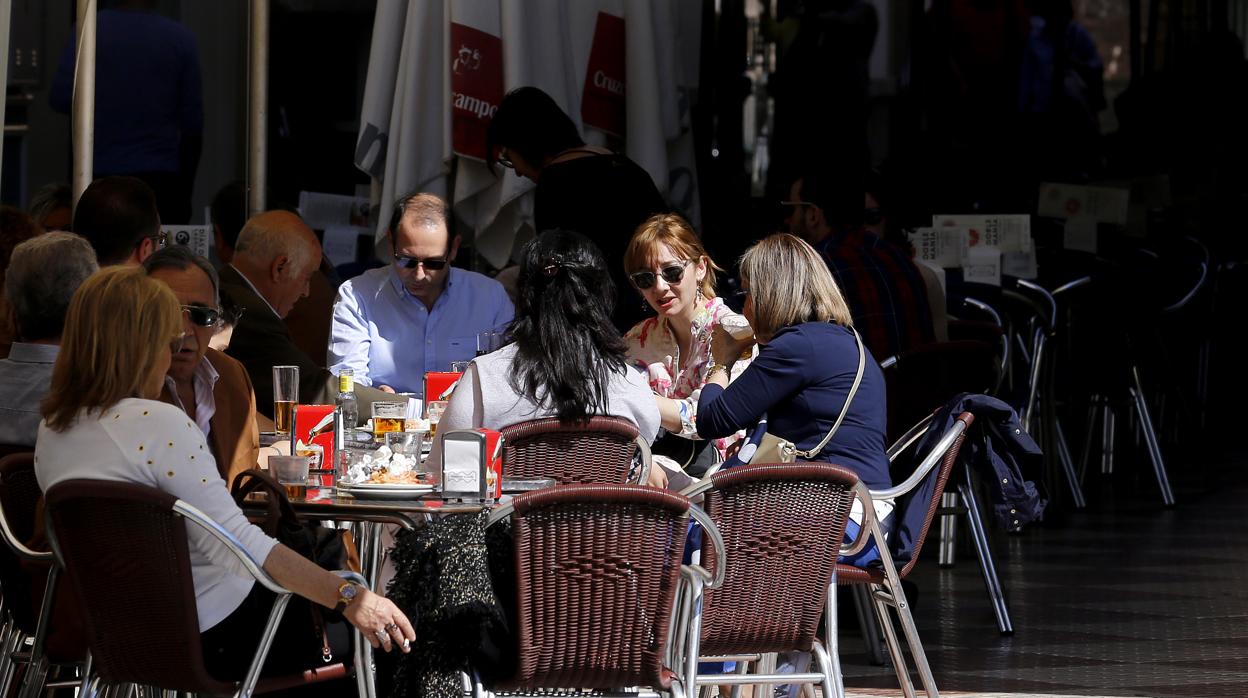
[384,622,399,632]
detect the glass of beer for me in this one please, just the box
[272,365,299,434]
[270,455,312,499]
[425,400,447,439]
[372,401,407,437]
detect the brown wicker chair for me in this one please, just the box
[677,463,864,698]
[500,416,652,485]
[43,479,361,698]
[482,483,722,697]
[0,451,93,698]
[835,412,974,698]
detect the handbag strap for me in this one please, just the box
[230,468,298,537]
[795,326,867,459]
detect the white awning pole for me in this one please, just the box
[72,0,98,211]
[247,0,269,218]
[0,0,12,195]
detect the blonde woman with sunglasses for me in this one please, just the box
[622,214,754,476]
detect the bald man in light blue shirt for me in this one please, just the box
[329,193,513,396]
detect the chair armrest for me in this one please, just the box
[840,482,875,558]
[634,436,653,486]
[687,506,726,589]
[1051,276,1091,297]
[172,499,291,595]
[0,501,51,562]
[873,417,969,501]
[886,414,934,461]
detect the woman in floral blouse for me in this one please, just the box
[623,214,753,475]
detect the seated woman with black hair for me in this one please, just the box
[428,230,660,476]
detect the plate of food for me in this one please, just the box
[338,468,436,499]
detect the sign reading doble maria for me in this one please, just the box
[451,23,504,161]
[581,12,626,137]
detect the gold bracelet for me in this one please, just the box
[706,362,731,379]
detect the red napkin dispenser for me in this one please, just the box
[424,371,463,403]
[439,428,503,501]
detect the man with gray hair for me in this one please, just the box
[0,232,99,445]
[144,246,261,483]
[220,210,389,420]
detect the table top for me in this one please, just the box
[242,488,489,528]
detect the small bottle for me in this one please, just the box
[336,369,358,428]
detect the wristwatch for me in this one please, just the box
[333,582,359,614]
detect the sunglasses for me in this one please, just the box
[395,256,449,271]
[630,260,692,290]
[182,304,222,328]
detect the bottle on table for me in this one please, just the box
[337,369,358,428]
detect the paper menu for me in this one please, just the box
[910,227,969,267]
[963,246,1002,286]
[1038,182,1129,224]
[930,214,1037,279]
[161,225,212,259]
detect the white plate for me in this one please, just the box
[338,482,435,500]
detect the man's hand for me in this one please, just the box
[378,384,396,394]
[342,588,415,653]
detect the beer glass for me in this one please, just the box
[272,365,299,434]
[270,455,312,499]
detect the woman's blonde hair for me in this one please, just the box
[739,233,853,342]
[42,266,182,431]
[624,213,723,298]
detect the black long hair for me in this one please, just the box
[486,86,585,174]
[508,230,628,423]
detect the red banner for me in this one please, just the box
[581,12,626,137]
[451,23,504,161]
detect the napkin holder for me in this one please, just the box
[440,428,503,502]
[424,371,463,403]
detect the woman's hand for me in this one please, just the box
[709,325,753,367]
[646,462,669,489]
[343,589,416,653]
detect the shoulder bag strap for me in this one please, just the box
[795,326,867,459]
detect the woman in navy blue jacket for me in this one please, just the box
[696,233,891,490]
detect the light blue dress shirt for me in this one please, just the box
[328,265,514,396]
[0,343,60,447]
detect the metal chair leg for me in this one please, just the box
[869,590,916,698]
[1100,402,1116,475]
[823,578,844,698]
[1053,418,1086,509]
[1130,366,1176,506]
[937,492,958,567]
[851,585,885,666]
[958,473,1014,636]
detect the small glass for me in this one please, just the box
[272,365,299,434]
[384,430,423,456]
[475,330,502,356]
[450,360,470,373]
[372,401,407,437]
[270,455,312,499]
[425,400,448,440]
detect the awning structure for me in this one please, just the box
[353,0,701,269]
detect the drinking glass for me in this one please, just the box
[450,361,470,373]
[475,330,502,356]
[425,400,448,440]
[270,455,312,499]
[272,365,299,434]
[372,401,407,437]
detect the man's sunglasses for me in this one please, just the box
[630,260,692,290]
[182,304,222,328]
[395,256,449,271]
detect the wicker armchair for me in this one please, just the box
[835,412,974,698]
[483,484,723,697]
[43,479,363,698]
[678,463,864,698]
[0,451,88,698]
[500,416,652,485]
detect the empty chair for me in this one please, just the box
[838,412,974,698]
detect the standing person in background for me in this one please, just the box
[486,86,667,331]
[0,207,44,358]
[50,0,203,224]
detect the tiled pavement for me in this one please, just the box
[834,449,1248,698]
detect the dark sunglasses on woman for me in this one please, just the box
[181,304,222,328]
[629,259,691,290]
[395,255,449,271]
